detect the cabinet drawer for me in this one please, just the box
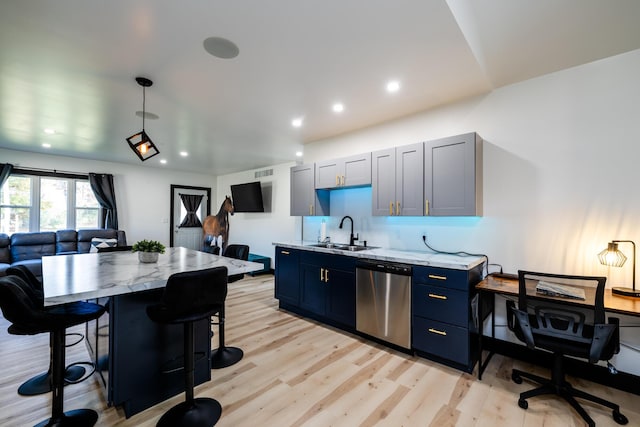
[412,284,468,327]
[412,316,468,365]
[413,266,468,291]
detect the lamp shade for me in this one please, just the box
[126,130,160,161]
[598,242,627,267]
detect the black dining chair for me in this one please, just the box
[0,275,105,426]
[147,267,228,427]
[209,244,249,369]
[6,265,86,395]
[507,270,628,427]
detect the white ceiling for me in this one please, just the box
[1,0,639,175]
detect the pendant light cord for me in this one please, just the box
[142,86,146,131]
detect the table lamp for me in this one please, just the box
[598,240,640,297]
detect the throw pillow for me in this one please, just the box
[90,237,118,253]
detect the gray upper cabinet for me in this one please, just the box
[372,143,424,216]
[290,164,329,216]
[315,153,371,189]
[424,132,482,216]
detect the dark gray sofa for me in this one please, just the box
[0,229,127,280]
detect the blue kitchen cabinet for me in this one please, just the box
[411,264,484,372]
[299,251,356,328]
[274,246,300,306]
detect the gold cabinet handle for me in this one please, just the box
[425,199,429,216]
[281,250,290,255]
[428,274,447,281]
[336,175,340,186]
[428,293,447,300]
[325,268,329,282]
[428,328,447,336]
[389,201,393,216]
[341,175,345,186]
[396,201,400,215]
[320,268,325,282]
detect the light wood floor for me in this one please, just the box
[0,274,637,427]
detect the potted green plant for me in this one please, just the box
[131,239,166,263]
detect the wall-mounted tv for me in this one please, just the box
[230,181,265,213]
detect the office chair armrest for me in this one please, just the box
[506,300,536,349]
[589,322,617,364]
[506,300,516,331]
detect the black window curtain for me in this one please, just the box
[88,173,118,229]
[179,193,203,227]
[0,163,13,188]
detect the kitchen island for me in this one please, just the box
[273,241,486,372]
[42,247,262,417]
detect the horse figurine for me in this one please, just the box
[202,196,234,253]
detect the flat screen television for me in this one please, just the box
[230,181,264,212]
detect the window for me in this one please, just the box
[0,173,100,233]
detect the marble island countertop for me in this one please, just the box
[42,246,263,306]
[273,241,485,271]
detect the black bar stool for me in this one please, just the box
[210,244,248,369]
[147,266,228,427]
[0,275,105,427]
[6,265,85,395]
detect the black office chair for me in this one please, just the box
[6,265,86,395]
[147,267,228,427]
[507,270,628,427]
[0,275,105,427]
[209,244,249,369]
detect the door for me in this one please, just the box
[170,185,211,249]
[371,148,396,216]
[396,142,424,216]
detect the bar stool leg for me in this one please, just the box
[34,329,97,427]
[210,304,243,369]
[157,322,222,427]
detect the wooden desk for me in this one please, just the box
[42,247,262,417]
[476,275,640,394]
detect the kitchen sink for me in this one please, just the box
[310,243,376,252]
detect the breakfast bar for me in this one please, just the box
[42,247,262,417]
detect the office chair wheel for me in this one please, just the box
[511,371,522,384]
[518,398,528,409]
[613,409,628,425]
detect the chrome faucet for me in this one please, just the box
[339,215,358,246]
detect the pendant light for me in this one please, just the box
[126,77,160,161]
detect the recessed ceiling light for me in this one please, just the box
[44,128,56,135]
[386,80,400,93]
[295,151,303,157]
[42,143,51,148]
[291,118,303,128]
[203,37,239,59]
[179,151,188,157]
[332,103,344,113]
[160,159,167,164]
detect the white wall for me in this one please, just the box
[0,149,216,246]
[216,162,298,266]
[293,48,640,289]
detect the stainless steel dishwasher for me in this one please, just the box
[356,260,412,349]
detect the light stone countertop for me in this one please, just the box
[42,246,263,306]
[273,241,486,271]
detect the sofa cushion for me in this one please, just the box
[90,237,118,253]
[56,229,78,254]
[0,263,9,277]
[0,233,9,264]
[10,232,56,262]
[77,229,124,253]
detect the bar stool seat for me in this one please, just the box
[147,266,228,427]
[0,275,105,427]
[6,265,86,396]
